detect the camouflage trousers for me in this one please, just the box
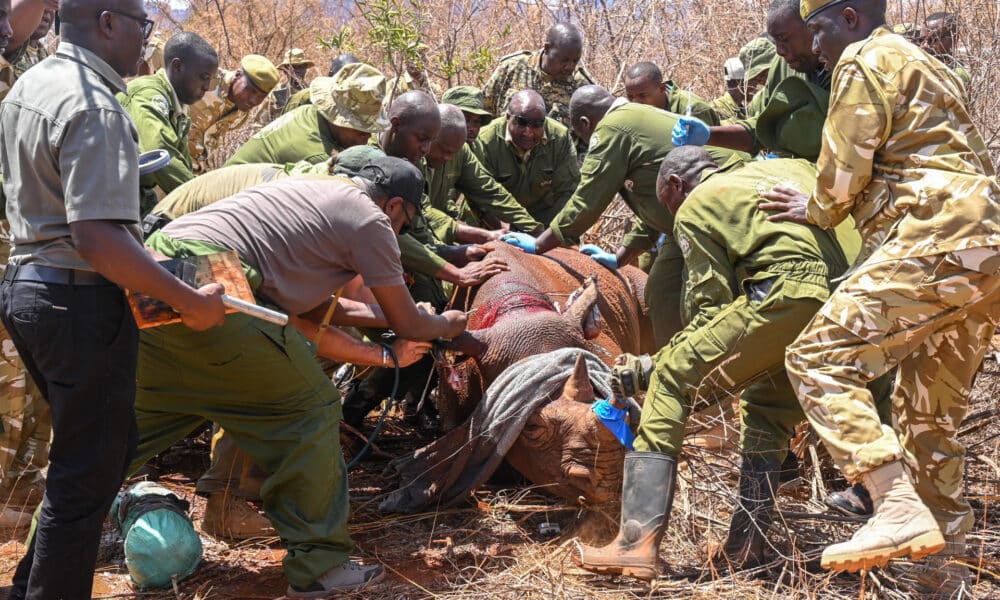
[786,248,1000,535]
[0,227,50,488]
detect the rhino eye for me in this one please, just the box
[519,415,554,447]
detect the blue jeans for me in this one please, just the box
[1,275,138,600]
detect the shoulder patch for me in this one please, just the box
[677,231,691,259]
[150,94,171,118]
[589,133,600,150]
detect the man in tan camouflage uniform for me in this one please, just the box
[257,48,313,125]
[482,22,593,129]
[187,55,279,172]
[760,1,1000,594]
[12,7,50,78]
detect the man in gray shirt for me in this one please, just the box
[0,1,224,597]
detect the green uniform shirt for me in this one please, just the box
[472,116,579,226]
[282,87,312,115]
[739,56,832,155]
[675,158,853,332]
[664,81,721,126]
[550,100,741,250]
[710,91,743,122]
[426,144,544,238]
[152,163,286,219]
[226,104,343,166]
[117,69,194,195]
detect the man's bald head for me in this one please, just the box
[546,22,584,50]
[508,90,546,117]
[387,91,441,164]
[625,62,664,85]
[438,104,467,137]
[426,104,467,168]
[568,85,614,143]
[656,146,718,214]
[60,0,148,77]
[541,22,584,80]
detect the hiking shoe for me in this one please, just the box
[825,482,873,516]
[821,461,944,572]
[201,492,276,540]
[285,560,385,598]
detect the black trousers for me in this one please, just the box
[0,276,138,600]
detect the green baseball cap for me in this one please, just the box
[441,85,492,117]
[333,145,387,177]
[739,37,776,81]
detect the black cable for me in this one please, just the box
[346,342,399,470]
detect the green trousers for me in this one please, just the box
[646,238,685,349]
[635,274,822,461]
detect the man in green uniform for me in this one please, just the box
[502,85,740,349]
[759,2,1000,593]
[712,37,776,122]
[575,148,855,579]
[472,90,579,225]
[425,103,544,239]
[442,85,492,144]
[623,61,721,126]
[482,22,594,128]
[118,32,219,214]
[675,0,832,158]
[187,54,279,173]
[135,158,468,596]
[226,62,387,166]
[921,12,970,89]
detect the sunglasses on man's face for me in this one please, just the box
[511,114,545,129]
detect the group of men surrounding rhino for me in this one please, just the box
[0,0,995,597]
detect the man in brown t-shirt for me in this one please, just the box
[135,158,467,597]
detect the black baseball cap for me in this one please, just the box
[358,156,425,213]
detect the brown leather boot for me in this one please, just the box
[573,452,677,580]
[821,461,944,572]
[201,492,276,540]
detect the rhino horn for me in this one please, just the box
[562,354,595,403]
[564,276,602,340]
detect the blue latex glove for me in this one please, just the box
[671,116,711,147]
[579,244,619,270]
[500,232,537,254]
[592,398,635,450]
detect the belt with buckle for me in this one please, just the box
[3,264,113,286]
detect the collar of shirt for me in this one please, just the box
[532,49,574,84]
[504,120,548,161]
[55,42,128,95]
[155,68,189,117]
[607,96,629,115]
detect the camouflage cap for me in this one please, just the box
[800,0,850,23]
[441,85,492,117]
[756,77,830,161]
[310,63,389,134]
[739,37,776,81]
[280,48,314,68]
[333,145,387,177]
[240,55,279,93]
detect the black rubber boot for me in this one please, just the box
[573,452,678,580]
[716,455,781,570]
[825,482,874,516]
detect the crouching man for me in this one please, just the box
[575,147,856,578]
[129,157,467,597]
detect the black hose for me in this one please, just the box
[346,343,399,470]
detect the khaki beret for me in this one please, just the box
[240,55,279,93]
[801,0,849,22]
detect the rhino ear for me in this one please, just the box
[562,354,595,403]
[564,276,602,340]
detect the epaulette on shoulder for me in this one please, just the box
[498,50,534,63]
